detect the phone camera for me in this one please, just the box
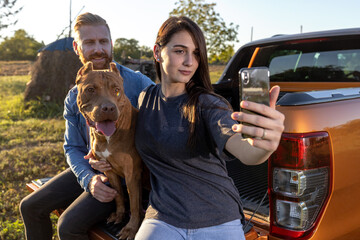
[243,72,249,85]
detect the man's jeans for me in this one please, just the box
[19,168,115,240]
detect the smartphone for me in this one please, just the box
[239,67,270,138]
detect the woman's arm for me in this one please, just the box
[225,86,285,165]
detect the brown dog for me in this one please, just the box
[76,61,142,239]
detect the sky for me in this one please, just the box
[2,0,360,51]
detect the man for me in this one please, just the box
[19,12,154,240]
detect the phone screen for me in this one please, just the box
[239,67,270,138]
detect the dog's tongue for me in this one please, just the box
[95,121,116,136]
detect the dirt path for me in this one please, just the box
[0,61,33,76]
[0,61,225,77]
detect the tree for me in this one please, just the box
[114,38,141,61]
[139,45,153,59]
[0,0,22,32]
[209,44,235,64]
[169,0,238,63]
[113,38,153,63]
[0,29,44,60]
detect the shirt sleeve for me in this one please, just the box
[199,94,238,157]
[63,88,96,192]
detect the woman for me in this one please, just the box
[134,16,284,240]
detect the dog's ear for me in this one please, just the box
[76,62,93,85]
[82,62,94,75]
[109,62,120,76]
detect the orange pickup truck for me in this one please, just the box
[214,27,360,239]
[27,28,360,240]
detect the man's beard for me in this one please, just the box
[78,51,113,70]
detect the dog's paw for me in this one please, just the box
[117,216,141,240]
[117,225,136,240]
[107,212,124,224]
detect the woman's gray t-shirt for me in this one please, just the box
[135,84,244,229]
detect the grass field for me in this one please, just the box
[209,64,226,83]
[0,61,32,76]
[0,61,226,84]
[0,64,226,239]
[0,75,66,240]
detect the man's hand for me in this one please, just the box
[84,151,112,172]
[88,174,117,202]
[89,159,112,172]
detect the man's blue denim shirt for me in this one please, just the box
[63,62,154,192]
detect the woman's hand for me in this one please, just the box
[225,85,284,165]
[84,151,112,172]
[231,85,285,152]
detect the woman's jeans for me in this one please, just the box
[135,218,245,240]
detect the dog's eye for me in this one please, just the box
[87,87,95,93]
[114,88,120,97]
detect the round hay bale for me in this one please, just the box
[24,49,82,103]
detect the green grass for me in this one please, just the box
[0,76,63,121]
[209,64,226,84]
[0,75,66,240]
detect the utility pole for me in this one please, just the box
[251,26,253,41]
[57,0,84,40]
[300,25,303,34]
[69,0,72,37]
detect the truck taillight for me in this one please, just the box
[269,132,333,239]
[274,167,328,230]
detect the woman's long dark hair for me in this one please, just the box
[154,16,229,147]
